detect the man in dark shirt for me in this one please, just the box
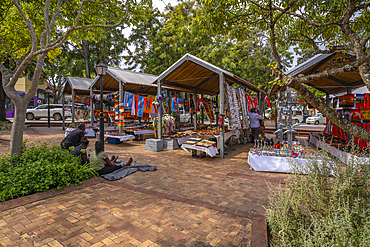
[61,124,86,150]
[71,138,90,165]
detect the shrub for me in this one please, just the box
[0,142,97,202]
[266,150,370,246]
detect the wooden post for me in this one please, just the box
[90,86,94,128]
[219,73,225,158]
[119,82,123,134]
[215,94,219,127]
[71,89,75,123]
[62,94,65,130]
[157,79,162,139]
[194,90,197,131]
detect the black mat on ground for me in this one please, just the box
[99,161,157,181]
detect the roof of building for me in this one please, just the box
[62,77,94,95]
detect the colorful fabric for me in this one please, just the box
[153,118,159,138]
[201,96,215,123]
[258,126,267,141]
[239,88,248,129]
[144,97,152,113]
[123,91,129,107]
[127,93,134,109]
[137,96,144,117]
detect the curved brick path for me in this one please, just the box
[0,126,292,246]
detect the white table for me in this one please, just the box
[65,128,95,137]
[181,144,219,157]
[248,153,328,174]
[104,134,135,142]
[214,129,240,149]
[176,134,197,145]
[309,133,370,164]
[133,130,154,135]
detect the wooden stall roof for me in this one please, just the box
[270,52,364,96]
[90,67,161,95]
[62,77,94,95]
[154,53,265,95]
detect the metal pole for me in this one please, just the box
[47,93,50,128]
[62,94,65,130]
[71,90,75,123]
[119,81,123,134]
[157,79,163,139]
[99,76,104,150]
[219,73,225,158]
[287,88,293,150]
[194,90,197,131]
[201,94,204,124]
[90,86,94,128]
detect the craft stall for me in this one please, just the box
[150,53,266,158]
[247,142,326,173]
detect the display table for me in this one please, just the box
[181,144,219,158]
[248,153,324,174]
[65,128,95,137]
[309,133,370,164]
[214,129,240,149]
[176,134,197,145]
[133,130,154,135]
[96,132,135,144]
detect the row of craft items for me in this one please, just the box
[319,94,370,150]
[248,141,322,159]
[152,85,254,142]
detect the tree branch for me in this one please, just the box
[360,33,370,47]
[0,36,16,61]
[13,0,37,53]
[285,53,370,86]
[293,83,370,141]
[74,0,110,27]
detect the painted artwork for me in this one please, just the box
[338,94,355,108]
[361,109,370,123]
[364,93,370,108]
[351,109,362,123]
[355,94,365,109]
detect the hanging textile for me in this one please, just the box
[189,94,195,114]
[137,96,144,117]
[226,84,242,130]
[201,96,215,123]
[265,95,272,108]
[239,88,248,129]
[127,93,134,109]
[131,95,137,116]
[246,93,254,110]
[123,91,129,107]
[143,97,152,113]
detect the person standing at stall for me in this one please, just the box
[248,108,263,146]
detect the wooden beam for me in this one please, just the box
[196,74,217,89]
[327,76,351,86]
[162,80,216,95]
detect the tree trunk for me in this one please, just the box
[292,83,370,142]
[0,75,6,121]
[82,39,91,78]
[10,98,27,155]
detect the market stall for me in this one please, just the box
[153,53,266,158]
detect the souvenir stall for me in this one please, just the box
[89,67,162,144]
[267,52,367,172]
[61,77,96,136]
[309,93,370,163]
[152,53,265,158]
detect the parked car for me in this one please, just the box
[26,104,72,121]
[306,113,327,125]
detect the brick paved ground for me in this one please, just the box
[0,126,294,246]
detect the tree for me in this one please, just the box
[204,0,370,141]
[0,0,130,156]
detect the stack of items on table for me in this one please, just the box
[249,141,310,159]
[182,137,217,158]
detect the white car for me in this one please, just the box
[306,113,327,125]
[26,104,72,121]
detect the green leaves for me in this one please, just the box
[0,143,96,202]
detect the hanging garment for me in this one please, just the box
[143,97,152,113]
[123,91,129,106]
[137,96,144,117]
[226,84,242,130]
[239,88,248,129]
[201,96,215,123]
[127,93,134,109]
[131,95,137,116]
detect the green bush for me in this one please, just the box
[0,142,97,202]
[266,150,370,246]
